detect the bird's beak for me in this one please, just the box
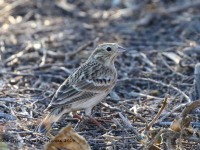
[117,46,126,53]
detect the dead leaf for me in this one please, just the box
[45,124,91,150]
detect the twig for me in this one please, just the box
[0,41,5,62]
[156,121,200,127]
[160,54,186,78]
[39,47,47,66]
[180,99,200,118]
[119,77,191,102]
[183,45,200,54]
[0,0,29,16]
[118,112,142,141]
[112,118,123,128]
[0,71,65,80]
[142,78,191,102]
[16,63,70,71]
[146,96,169,131]
[191,63,200,100]
[100,102,120,111]
[44,40,95,59]
[118,112,134,129]
[158,103,186,122]
[67,40,94,57]
[184,137,200,143]
[5,43,32,64]
[176,130,184,150]
[125,91,163,101]
[160,130,178,150]
[121,105,147,124]
[134,1,200,27]
[0,98,18,102]
[139,52,155,68]
[0,112,17,120]
[145,128,169,149]
[160,1,200,14]
[170,99,200,132]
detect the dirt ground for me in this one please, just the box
[1,0,200,149]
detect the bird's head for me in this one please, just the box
[89,43,126,65]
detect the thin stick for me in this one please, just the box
[119,77,191,102]
[67,40,93,56]
[0,0,29,16]
[118,112,142,141]
[145,129,169,149]
[158,103,186,122]
[121,105,147,124]
[180,99,200,118]
[146,96,169,131]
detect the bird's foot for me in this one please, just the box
[85,116,107,131]
[72,114,83,120]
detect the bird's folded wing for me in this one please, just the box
[49,76,113,106]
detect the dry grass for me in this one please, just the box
[1,0,200,149]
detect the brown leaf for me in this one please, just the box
[45,124,91,150]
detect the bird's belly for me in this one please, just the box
[71,93,107,110]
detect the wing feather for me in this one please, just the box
[48,61,116,109]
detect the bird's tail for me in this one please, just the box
[37,107,68,134]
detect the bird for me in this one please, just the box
[37,43,126,133]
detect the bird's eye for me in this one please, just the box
[106,47,112,51]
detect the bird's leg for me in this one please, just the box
[85,107,106,130]
[72,111,82,120]
[85,107,92,116]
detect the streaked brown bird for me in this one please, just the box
[37,43,126,133]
